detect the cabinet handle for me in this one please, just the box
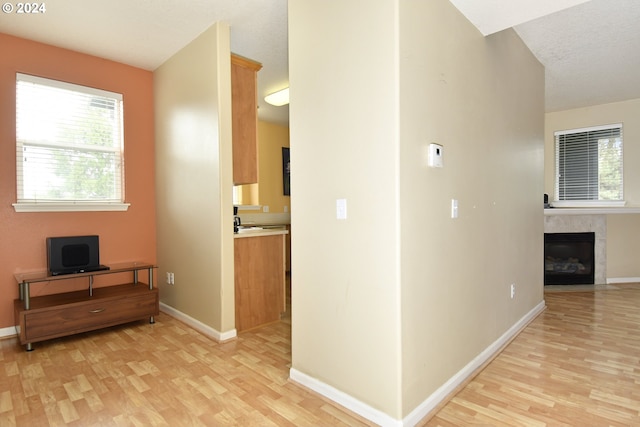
[89,308,106,314]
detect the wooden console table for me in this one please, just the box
[14,262,158,351]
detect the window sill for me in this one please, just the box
[13,202,130,213]
[550,201,626,208]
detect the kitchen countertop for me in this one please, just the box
[234,227,288,239]
[241,221,289,227]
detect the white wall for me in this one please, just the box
[289,0,545,423]
[154,23,236,334]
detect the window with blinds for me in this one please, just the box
[554,124,623,204]
[15,73,125,211]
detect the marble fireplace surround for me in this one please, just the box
[544,214,606,284]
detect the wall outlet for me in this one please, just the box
[510,283,515,299]
[166,272,175,285]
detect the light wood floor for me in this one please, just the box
[0,315,371,426]
[3,285,640,426]
[424,283,640,426]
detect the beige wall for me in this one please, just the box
[289,0,544,421]
[399,0,544,416]
[257,121,290,214]
[607,214,640,278]
[289,0,402,417]
[544,98,640,204]
[154,23,236,333]
[545,98,640,279]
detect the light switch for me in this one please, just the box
[336,199,347,220]
[451,199,458,218]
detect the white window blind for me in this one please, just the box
[555,124,623,203]
[15,73,125,209]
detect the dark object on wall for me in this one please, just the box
[544,193,550,208]
[544,232,595,285]
[46,235,109,275]
[234,206,241,233]
[282,147,290,196]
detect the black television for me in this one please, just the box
[46,235,109,275]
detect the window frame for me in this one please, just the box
[553,123,624,208]
[13,73,129,212]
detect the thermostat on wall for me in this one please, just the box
[428,143,443,168]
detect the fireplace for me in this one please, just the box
[544,232,595,285]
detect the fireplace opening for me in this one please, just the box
[544,232,595,285]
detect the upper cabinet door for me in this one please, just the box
[231,54,262,185]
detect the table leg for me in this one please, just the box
[24,282,30,310]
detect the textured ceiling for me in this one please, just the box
[0,0,290,125]
[0,0,638,123]
[452,0,640,112]
[514,0,640,112]
[448,0,591,35]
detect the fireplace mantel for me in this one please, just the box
[545,208,640,216]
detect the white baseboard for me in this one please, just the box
[606,277,640,284]
[290,300,546,427]
[402,300,546,425]
[289,368,402,427]
[159,302,237,342]
[0,326,17,339]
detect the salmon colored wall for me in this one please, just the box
[0,33,156,329]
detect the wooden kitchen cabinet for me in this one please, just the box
[231,54,262,185]
[234,233,285,332]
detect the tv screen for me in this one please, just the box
[46,235,107,275]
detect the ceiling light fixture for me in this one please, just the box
[264,87,289,106]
